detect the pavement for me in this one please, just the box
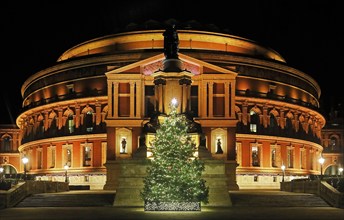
[0,190,343,220]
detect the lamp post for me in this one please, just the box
[64,164,69,183]
[281,164,286,182]
[0,166,4,181]
[22,156,29,180]
[339,167,343,176]
[319,157,325,180]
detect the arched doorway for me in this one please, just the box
[324,164,342,176]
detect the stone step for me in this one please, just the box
[229,190,330,207]
[16,190,115,207]
[15,190,330,208]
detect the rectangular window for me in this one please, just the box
[213,97,225,116]
[118,83,130,117]
[68,116,74,133]
[250,124,257,133]
[83,143,92,167]
[119,97,130,116]
[300,150,305,169]
[252,145,260,167]
[271,148,277,167]
[63,144,73,167]
[213,83,224,117]
[37,149,42,169]
[48,146,56,169]
[287,148,294,168]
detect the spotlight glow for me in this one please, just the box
[171,98,178,107]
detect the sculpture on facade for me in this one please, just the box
[163,24,179,59]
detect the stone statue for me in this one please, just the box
[216,138,223,154]
[121,138,127,153]
[163,24,179,59]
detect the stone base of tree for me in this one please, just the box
[144,201,201,211]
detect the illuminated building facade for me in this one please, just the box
[321,106,344,176]
[0,22,330,189]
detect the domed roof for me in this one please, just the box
[122,18,233,35]
[57,18,285,63]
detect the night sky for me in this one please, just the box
[1,0,343,124]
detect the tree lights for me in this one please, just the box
[141,99,209,211]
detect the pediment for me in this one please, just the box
[105,53,237,78]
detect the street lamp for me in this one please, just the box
[281,164,286,182]
[0,166,4,181]
[319,157,325,180]
[64,164,69,183]
[339,167,343,176]
[22,156,29,180]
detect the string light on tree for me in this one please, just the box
[171,98,178,107]
[141,102,209,211]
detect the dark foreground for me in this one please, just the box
[1,206,344,220]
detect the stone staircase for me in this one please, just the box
[14,189,330,208]
[15,190,116,207]
[229,190,330,207]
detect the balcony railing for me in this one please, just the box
[236,89,319,110]
[22,89,106,112]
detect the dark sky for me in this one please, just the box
[1,0,343,124]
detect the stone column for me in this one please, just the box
[135,81,142,117]
[158,85,163,113]
[107,81,113,118]
[208,82,214,117]
[225,82,230,118]
[230,82,236,117]
[182,84,187,113]
[130,82,135,117]
[113,82,119,118]
[202,83,208,117]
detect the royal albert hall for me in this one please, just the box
[6,21,326,189]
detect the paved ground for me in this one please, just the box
[1,206,344,220]
[1,190,343,220]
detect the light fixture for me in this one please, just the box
[318,157,325,180]
[22,156,29,180]
[64,164,69,183]
[281,164,286,182]
[171,98,178,107]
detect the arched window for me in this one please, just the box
[250,111,259,133]
[39,120,44,136]
[49,117,57,136]
[286,118,293,130]
[1,136,11,152]
[251,143,260,167]
[85,111,93,132]
[330,136,337,151]
[269,113,277,129]
[68,114,74,134]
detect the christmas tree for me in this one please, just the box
[141,99,209,209]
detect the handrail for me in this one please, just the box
[319,181,344,208]
[0,182,27,209]
[280,179,344,208]
[0,180,69,209]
